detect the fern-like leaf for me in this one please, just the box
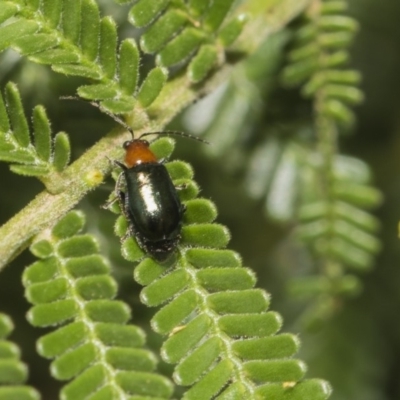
[245,134,382,318]
[275,0,382,322]
[185,5,380,321]
[126,0,247,82]
[23,211,173,399]
[3,0,166,114]
[108,138,332,399]
[0,313,41,400]
[281,0,362,128]
[0,83,71,185]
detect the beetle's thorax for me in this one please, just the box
[123,139,157,168]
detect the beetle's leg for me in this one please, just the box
[117,190,135,242]
[102,158,125,209]
[102,193,120,209]
[105,157,126,174]
[120,231,130,242]
[119,188,144,247]
[102,171,125,209]
[119,193,131,242]
[175,183,188,191]
[174,183,187,214]
[113,160,126,170]
[120,213,135,242]
[133,230,147,251]
[118,189,130,221]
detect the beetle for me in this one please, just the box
[102,112,206,262]
[113,133,185,262]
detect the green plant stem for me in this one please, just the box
[0,0,311,272]
[0,128,124,271]
[312,0,343,278]
[315,108,341,277]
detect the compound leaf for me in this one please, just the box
[23,211,174,399]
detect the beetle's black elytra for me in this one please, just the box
[114,138,185,263]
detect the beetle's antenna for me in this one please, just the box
[60,96,135,137]
[138,130,210,145]
[60,97,208,144]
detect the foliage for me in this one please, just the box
[281,0,382,323]
[125,0,246,82]
[23,211,173,399]
[2,0,167,114]
[108,138,331,399]
[187,0,382,326]
[0,82,70,191]
[0,313,40,400]
[2,0,397,399]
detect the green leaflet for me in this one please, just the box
[99,16,118,79]
[80,0,100,62]
[128,0,170,28]
[256,379,332,399]
[188,44,218,83]
[137,67,168,108]
[119,39,139,96]
[0,3,19,24]
[0,313,40,399]
[140,9,188,53]
[53,132,71,172]
[157,27,206,67]
[0,19,39,52]
[203,0,236,32]
[33,106,51,161]
[5,82,30,147]
[23,211,173,399]
[218,14,248,47]
[109,138,331,399]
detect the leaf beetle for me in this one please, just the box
[115,134,183,262]
[101,108,207,262]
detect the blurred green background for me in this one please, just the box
[1,0,400,399]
